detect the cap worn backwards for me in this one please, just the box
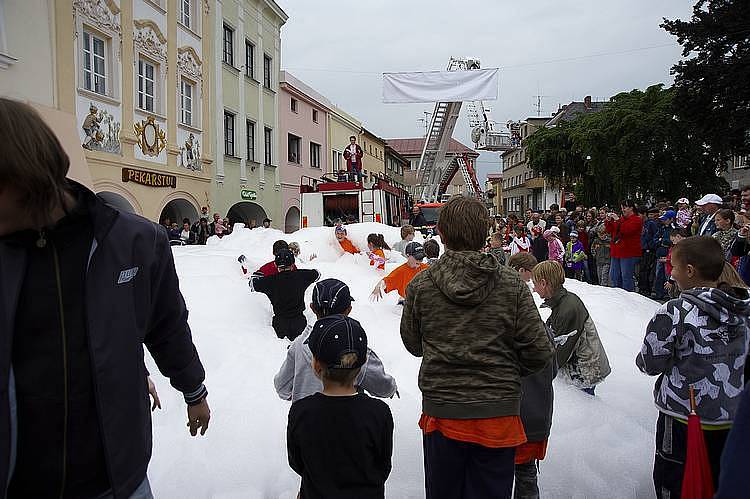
[275,248,295,268]
[405,241,425,260]
[312,278,354,316]
[307,315,367,369]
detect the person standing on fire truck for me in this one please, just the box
[343,136,364,184]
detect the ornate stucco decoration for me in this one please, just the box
[134,116,166,157]
[134,20,167,62]
[179,133,202,171]
[81,102,121,154]
[74,0,121,36]
[177,46,203,82]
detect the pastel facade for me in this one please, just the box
[213,0,287,228]
[278,71,329,232]
[65,0,215,222]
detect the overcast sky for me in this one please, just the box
[276,0,694,182]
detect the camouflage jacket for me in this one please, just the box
[636,287,750,424]
[401,250,553,419]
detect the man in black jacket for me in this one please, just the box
[0,98,210,499]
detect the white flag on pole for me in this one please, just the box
[382,68,499,104]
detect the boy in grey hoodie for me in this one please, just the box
[636,236,750,499]
[274,278,397,403]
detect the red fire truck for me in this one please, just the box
[300,174,408,228]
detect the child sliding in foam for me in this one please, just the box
[367,233,390,271]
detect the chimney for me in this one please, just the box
[584,95,592,109]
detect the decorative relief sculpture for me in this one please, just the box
[134,20,167,62]
[81,103,121,154]
[177,46,202,81]
[179,133,202,171]
[134,116,166,157]
[74,0,121,36]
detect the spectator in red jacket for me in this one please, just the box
[605,199,643,291]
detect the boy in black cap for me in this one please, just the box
[274,278,397,402]
[287,315,394,499]
[251,249,319,340]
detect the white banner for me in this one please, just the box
[382,68,498,104]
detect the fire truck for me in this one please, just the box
[300,174,408,228]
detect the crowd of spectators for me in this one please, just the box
[489,186,750,299]
[160,208,272,245]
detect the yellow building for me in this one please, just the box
[2,0,216,223]
[359,127,386,183]
[327,104,362,175]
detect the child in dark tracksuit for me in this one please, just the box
[636,236,750,499]
[251,249,319,340]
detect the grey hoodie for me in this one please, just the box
[401,250,554,419]
[274,325,398,403]
[637,287,750,424]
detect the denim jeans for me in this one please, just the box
[610,257,639,291]
[654,261,667,299]
[513,460,539,499]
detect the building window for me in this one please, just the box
[83,30,106,94]
[263,54,272,88]
[245,40,254,78]
[181,0,191,29]
[288,134,301,163]
[290,98,298,113]
[264,127,272,166]
[223,24,234,65]
[180,79,193,125]
[310,142,321,168]
[246,120,255,162]
[137,59,155,112]
[224,111,235,156]
[312,109,319,123]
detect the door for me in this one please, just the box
[361,189,374,223]
[301,192,323,227]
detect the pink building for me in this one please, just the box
[279,71,330,232]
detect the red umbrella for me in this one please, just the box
[681,385,714,499]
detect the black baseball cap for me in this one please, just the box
[312,279,354,316]
[275,248,295,268]
[307,315,367,369]
[405,241,425,260]
[263,218,272,223]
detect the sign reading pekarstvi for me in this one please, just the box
[122,168,177,188]
[240,189,257,200]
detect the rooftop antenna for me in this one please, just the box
[417,111,433,137]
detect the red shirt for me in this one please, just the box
[605,214,643,259]
[257,261,297,276]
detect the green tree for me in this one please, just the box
[662,0,750,161]
[526,85,727,206]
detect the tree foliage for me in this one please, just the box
[525,85,727,206]
[662,0,750,160]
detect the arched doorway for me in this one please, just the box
[98,191,136,214]
[284,206,300,233]
[228,202,267,228]
[160,198,199,226]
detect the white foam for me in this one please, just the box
[147,223,660,498]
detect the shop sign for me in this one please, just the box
[241,189,257,200]
[122,168,177,188]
